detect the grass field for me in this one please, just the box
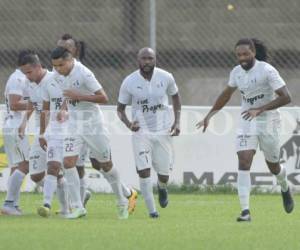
[0,193,299,250]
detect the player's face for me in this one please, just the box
[52,58,74,76]
[235,45,255,70]
[138,51,156,73]
[20,64,41,82]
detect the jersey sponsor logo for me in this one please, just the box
[72,80,80,87]
[51,97,63,110]
[67,99,79,107]
[242,94,264,105]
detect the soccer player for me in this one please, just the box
[1,51,31,215]
[57,34,138,213]
[57,33,91,207]
[196,38,294,222]
[117,47,181,218]
[52,47,129,219]
[18,51,69,217]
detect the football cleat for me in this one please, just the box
[237,209,251,222]
[1,205,22,216]
[149,211,159,218]
[157,185,168,208]
[65,207,87,219]
[281,187,294,213]
[37,204,51,218]
[127,189,138,214]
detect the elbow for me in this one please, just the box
[102,96,109,104]
[285,93,292,105]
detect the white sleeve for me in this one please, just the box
[265,64,286,91]
[83,68,103,93]
[7,77,24,96]
[118,81,131,105]
[228,69,237,87]
[166,73,178,96]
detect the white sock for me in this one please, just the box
[140,177,156,214]
[101,168,128,206]
[57,177,69,213]
[64,168,83,209]
[275,165,289,192]
[43,175,57,206]
[121,183,131,198]
[5,170,26,203]
[237,170,251,211]
[80,177,87,204]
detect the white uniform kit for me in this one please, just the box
[3,69,30,167]
[61,60,110,162]
[27,71,54,175]
[118,67,178,175]
[42,71,88,165]
[228,59,286,162]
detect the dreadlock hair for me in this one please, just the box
[251,38,268,62]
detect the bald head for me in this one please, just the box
[138,47,156,77]
[138,47,156,59]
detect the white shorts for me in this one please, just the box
[2,128,30,167]
[29,137,47,175]
[236,125,281,163]
[63,123,111,163]
[47,137,88,166]
[132,133,174,175]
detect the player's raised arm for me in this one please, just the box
[63,88,108,104]
[196,86,237,132]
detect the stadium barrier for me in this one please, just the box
[0,105,299,192]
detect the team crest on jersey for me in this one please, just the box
[72,80,80,87]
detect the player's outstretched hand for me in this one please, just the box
[196,117,209,133]
[129,121,140,132]
[170,122,180,136]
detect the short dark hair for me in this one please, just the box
[235,38,255,52]
[51,47,72,60]
[17,50,40,66]
[251,38,268,62]
[61,33,74,41]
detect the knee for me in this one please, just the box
[30,172,45,183]
[158,174,169,183]
[238,155,253,170]
[47,162,61,176]
[90,158,112,172]
[138,168,151,178]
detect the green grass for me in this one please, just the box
[0,193,299,250]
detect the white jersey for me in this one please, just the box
[60,60,104,124]
[42,71,68,137]
[3,69,30,129]
[228,60,286,133]
[28,71,53,130]
[118,67,178,132]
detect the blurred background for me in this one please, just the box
[0,0,299,105]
